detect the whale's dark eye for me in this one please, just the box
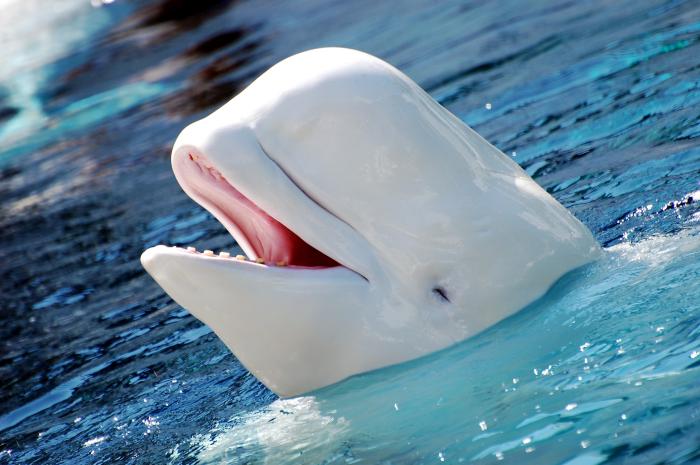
[432,286,450,303]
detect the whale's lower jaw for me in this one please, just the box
[141,245,375,397]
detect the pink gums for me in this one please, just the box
[174,152,338,268]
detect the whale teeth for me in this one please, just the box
[186,246,196,252]
[255,258,265,264]
[276,261,287,267]
[203,250,214,256]
[219,251,230,258]
[235,254,246,261]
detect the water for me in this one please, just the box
[1,0,699,463]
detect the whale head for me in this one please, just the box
[141,48,601,397]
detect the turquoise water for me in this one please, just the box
[1,0,699,463]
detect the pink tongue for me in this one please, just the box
[178,153,338,267]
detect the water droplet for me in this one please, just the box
[690,350,699,359]
[394,403,399,411]
[580,440,591,448]
[479,420,488,431]
[565,403,578,411]
[485,103,492,110]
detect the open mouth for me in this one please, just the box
[170,149,341,270]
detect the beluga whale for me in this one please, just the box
[141,47,601,397]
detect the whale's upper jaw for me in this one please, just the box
[141,112,379,287]
[139,150,354,274]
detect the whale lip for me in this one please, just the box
[139,242,371,397]
[147,139,365,278]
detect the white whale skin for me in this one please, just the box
[141,47,601,397]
